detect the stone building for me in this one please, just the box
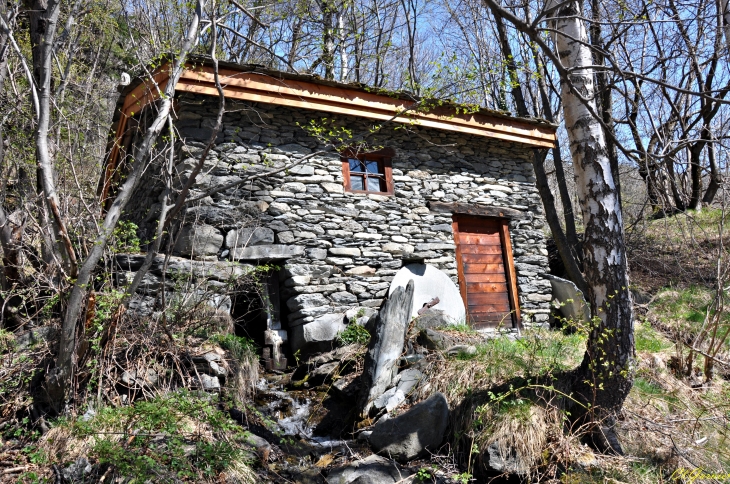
[103,58,556,360]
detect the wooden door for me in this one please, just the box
[453,215,520,329]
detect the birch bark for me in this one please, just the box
[547,0,634,453]
[547,0,634,451]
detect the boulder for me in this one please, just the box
[394,368,423,396]
[326,455,413,484]
[287,293,329,312]
[128,295,155,317]
[544,274,590,324]
[290,313,347,355]
[114,254,254,281]
[368,392,449,462]
[173,224,223,257]
[331,378,360,400]
[389,264,465,323]
[358,281,415,418]
[225,227,275,249]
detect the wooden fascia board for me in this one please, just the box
[100,68,170,205]
[176,67,556,148]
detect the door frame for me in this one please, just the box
[452,215,521,328]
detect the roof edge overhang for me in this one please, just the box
[99,59,557,202]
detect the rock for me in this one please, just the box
[230,244,305,260]
[174,224,223,257]
[485,440,530,475]
[389,264,465,323]
[267,202,291,215]
[329,247,361,257]
[345,307,377,325]
[309,360,340,385]
[413,308,451,331]
[307,248,328,260]
[128,295,155,317]
[418,328,458,350]
[322,182,344,194]
[545,274,590,324]
[289,164,315,175]
[358,281,415,418]
[191,351,228,377]
[326,454,413,484]
[394,368,423,396]
[225,227,275,248]
[62,456,92,482]
[446,345,477,356]
[373,387,405,413]
[331,378,360,399]
[192,373,220,391]
[331,291,358,304]
[368,392,449,462]
[14,326,58,350]
[417,328,486,351]
[287,293,329,311]
[346,266,376,276]
[290,313,347,354]
[121,368,159,387]
[185,204,261,225]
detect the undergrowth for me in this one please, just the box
[39,390,256,483]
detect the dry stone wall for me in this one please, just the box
[125,93,553,346]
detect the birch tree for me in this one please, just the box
[483,0,634,452]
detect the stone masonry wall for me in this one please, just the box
[125,93,553,341]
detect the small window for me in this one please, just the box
[341,148,395,195]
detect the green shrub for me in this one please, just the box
[337,324,371,346]
[212,334,257,364]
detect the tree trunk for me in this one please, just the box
[321,0,335,79]
[29,0,79,277]
[687,140,705,210]
[590,0,622,209]
[547,0,634,453]
[490,8,587,293]
[45,1,206,408]
[702,137,721,204]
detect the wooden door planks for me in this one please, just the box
[453,214,520,329]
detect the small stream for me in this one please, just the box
[253,373,360,466]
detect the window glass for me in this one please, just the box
[349,158,364,173]
[365,159,380,174]
[367,177,382,192]
[351,175,364,190]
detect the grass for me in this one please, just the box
[634,320,672,352]
[40,390,256,483]
[422,329,587,480]
[436,330,585,391]
[641,207,728,245]
[649,286,730,351]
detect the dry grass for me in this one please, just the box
[627,208,729,293]
[421,329,585,404]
